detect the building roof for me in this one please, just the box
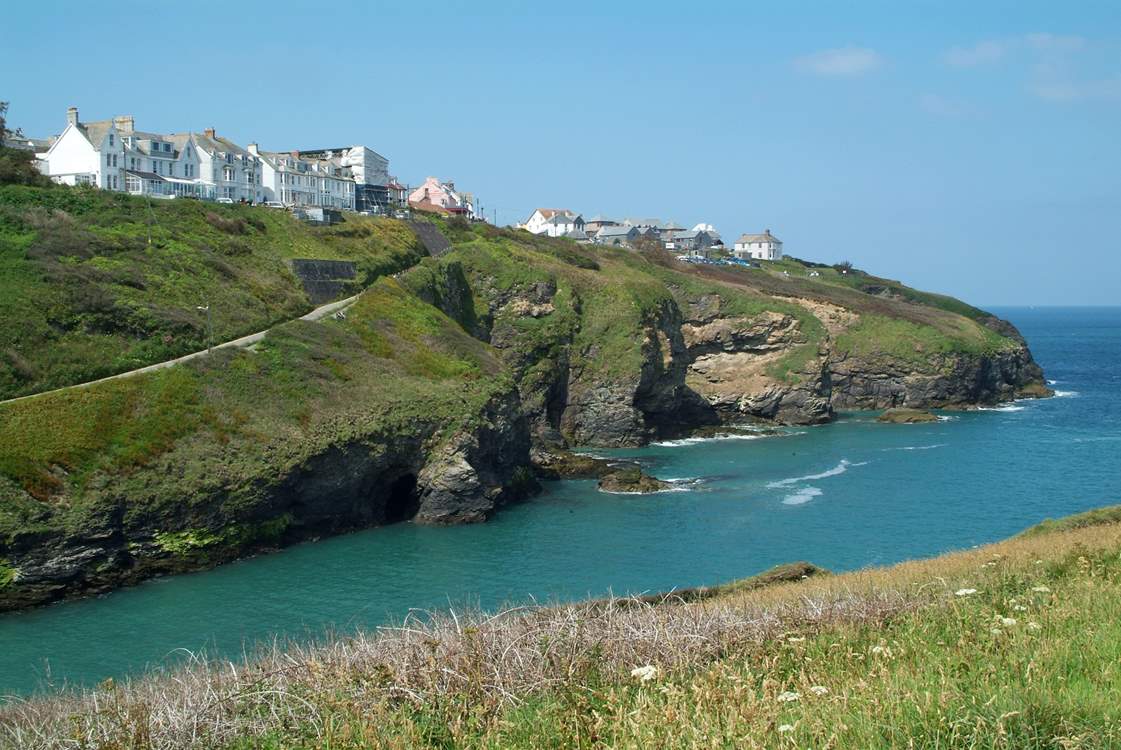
[172,131,255,159]
[546,213,583,225]
[563,229,588,240]
[124,169,165,181]
[533,208,579,221]
[622,217,662,228]
[586,214,617,224]
[77,120,114,149]
[736,230,781,244]
[596,225,637,237]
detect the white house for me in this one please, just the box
[116,116,204,199]
[297,145,387,212]
[521,208,585,237]
[251,147,355,210]
[734,229,783,260]
[38,107,124,189]
[171,129,263,203]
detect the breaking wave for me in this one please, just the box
[1053,390,1079,398]
[766,459,868,489]
[653,433,767,448]
[782,487,823,505]
[882,443,947,452]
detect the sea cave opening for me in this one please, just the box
[384,473,419,524]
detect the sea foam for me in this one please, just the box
[782,487,823,505]
[767,459,868,489]
[1053,390,1079,398]
[882,443,946,452]
[653,433,767,448]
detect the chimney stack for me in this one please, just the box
[113,115,135,135]
[247,143,259,155]
[203,127,216,138]
[66,107,79,126]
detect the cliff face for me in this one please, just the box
[0,218,1049,611]
[404,241,1046,446]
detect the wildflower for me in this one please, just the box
[1034,559,1044,565]
[1028,622,1042,631]
[787,636,805,643]
[1031,585,1051,593]
[990,628,1002,635]
[778,724,795,733]
[630,665,659,682]
[1013,605,1028,612]
[777,691,801,703]
[999,617,1017,627]
[871,645,887,655]
[955,588,978,596]
[810,685,830,696]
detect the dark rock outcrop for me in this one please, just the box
[877,407,939,424]
[1,388,532,612]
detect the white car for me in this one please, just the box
[215,197,234,204]
[263,201,286,209]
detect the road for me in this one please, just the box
[0,294,361,408]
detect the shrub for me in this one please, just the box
[205,211,248,235]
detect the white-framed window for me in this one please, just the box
[109,134,114,146]
[223,166,235,182]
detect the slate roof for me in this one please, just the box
[77,120,114,149]
[736,230,781,244]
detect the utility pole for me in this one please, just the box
[197,304,212,354]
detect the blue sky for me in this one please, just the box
[3,1,1119,305]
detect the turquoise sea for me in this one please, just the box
[1,307,1118,696]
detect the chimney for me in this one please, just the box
[203,127,216,138]
[247,142,259,155]
[66,106,79,126]
[290,150,300,159]
[112,115,135,135]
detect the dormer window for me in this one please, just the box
[108,134,114,146]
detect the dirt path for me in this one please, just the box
[0,294,361,408]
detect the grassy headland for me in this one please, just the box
[3,506,1119,749]
[0,185,423,399]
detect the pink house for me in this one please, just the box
[408,176,470,215]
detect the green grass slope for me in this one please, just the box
[0,276,512,577]
[0,185,423,399]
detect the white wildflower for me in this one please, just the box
[871,645,887,655]
[810,685,830,696]
[999,617,1017,627]
[1032,585,1051,593]
[777,690,801,703]
[778,724,795,733]
[1013,605,1028,612]
[630,665,659,682]
[787,636,805,643]
[1028,621,1043,631]
[955,588,978,596]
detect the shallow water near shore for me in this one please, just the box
[2,307,1119,696]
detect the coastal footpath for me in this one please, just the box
[2,505,1118,748]
[0,186,1050,610]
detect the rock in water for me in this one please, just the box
[877,407,939,424]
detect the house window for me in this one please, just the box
[223,167,235,182]
[109,134,114,146]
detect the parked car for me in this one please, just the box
[263,201,286,209]
[215,197,234,204]
[393,209,409,219]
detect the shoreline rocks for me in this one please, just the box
[877,407,939,424]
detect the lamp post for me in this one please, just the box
[197,304,212,354]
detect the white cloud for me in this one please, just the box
[918,93,970,117]
[794,47,883,77]
[944,40,1008,67]
[1024,33,1086,53]
[1030,76,1121,102]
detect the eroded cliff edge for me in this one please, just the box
[0,215,1048,610]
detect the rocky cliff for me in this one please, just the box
[0,214,1049,611]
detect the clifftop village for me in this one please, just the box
[10,107,785,264]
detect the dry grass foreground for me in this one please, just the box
[3,507,1121,749]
